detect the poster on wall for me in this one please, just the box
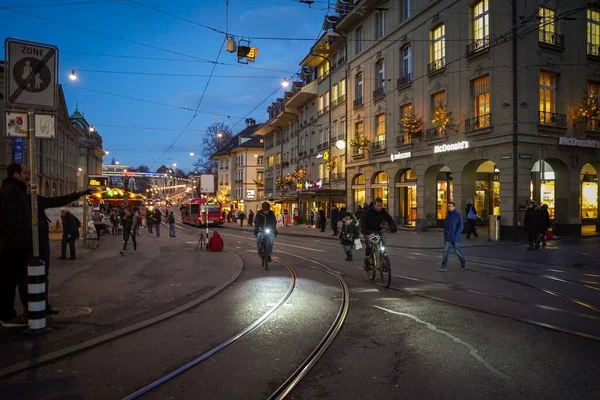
[13,138,24,164]
[5,111,28,137]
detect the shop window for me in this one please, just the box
[581,163,598,224]
[530,160,555,219]
[436,168,453,220]
[372,172,389,209]
[352,174,366,211]
[397,169,417,226]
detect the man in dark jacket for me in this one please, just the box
[0,163,31,327]
[60,208,80,260]
[360,197,397,270]
[524,200,543,250]
[439,202,466,271]
[254,202,277,261]
[330,206,340,236]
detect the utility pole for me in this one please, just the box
[511,0,519,241]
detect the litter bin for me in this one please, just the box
[488,215,501,241]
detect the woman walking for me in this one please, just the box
[120,207,138,256]
[465,199,479,239]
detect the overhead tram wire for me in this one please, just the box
[150,37,228,169]
[0,0,124,8]
[68,69,291,79]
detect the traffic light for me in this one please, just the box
[237,45,258,64]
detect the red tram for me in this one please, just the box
[180,198,223,227]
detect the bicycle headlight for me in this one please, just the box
[380,246,385,252]
[265,228,271,234]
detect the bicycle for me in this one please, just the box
[257,227,272,270]
[365,232,392,288]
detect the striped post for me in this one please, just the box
[27,258,47,333]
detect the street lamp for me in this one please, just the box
[116,161,119,165]
[335,140,346,150]
[189,151,194,156]
[105,150,109,155]
[89,125,95,133]
[281,78,290,88]
[69,69,78,81]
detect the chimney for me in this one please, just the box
[245,118,256,127]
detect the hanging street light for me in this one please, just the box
[281,78,290,88]
[69,69,78,81]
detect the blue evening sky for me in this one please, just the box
[1,0,328,171]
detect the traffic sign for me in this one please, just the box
[35,113,56,139]
[5,111,28,137]
[5,38,58,109]
[88,175,109,188]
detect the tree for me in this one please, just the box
[137,165,150,172]
[136,165,151,193]
[175,169,187,178]
[193,122,234,174]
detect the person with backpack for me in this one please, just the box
[168,211,176,237]
[0,163,32,327]
[465,199,479,239]
[59,208,80,260]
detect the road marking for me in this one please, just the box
[374,305,511,381]
[220,232,324,252]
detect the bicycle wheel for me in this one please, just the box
[367,253,376,281]
[380,254,391,288]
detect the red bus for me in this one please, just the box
[181,198,223,227]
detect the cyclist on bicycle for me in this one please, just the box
[360,197,397,270]
[253,202,277,262]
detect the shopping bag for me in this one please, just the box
[354,239,363,250]
[545,230,554,240]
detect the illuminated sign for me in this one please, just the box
[237,46,259,63]
[390,152,412,162]
[316,153,324,159]
[88,175,108,187]
[433,141,470,153]
[246,189,255,200]
[558,137,600,149]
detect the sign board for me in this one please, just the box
[5,38,58,109]
[500,154,512,160]
[558,137,600,149]
[246,189,255,200]
[391,151,411,162]
[13,138,24,164]
[35,113,55,138]
[88,175,108,188]
[518,153,532,159]
[200,174,215,194]
[433,141,470,154]
[5,111,28,137]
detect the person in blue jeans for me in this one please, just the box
[440,201,467,271]
[168,211,176,237]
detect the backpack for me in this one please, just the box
[467,206,477,220]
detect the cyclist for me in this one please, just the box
[253,202,277,262]
[360,197,397,270]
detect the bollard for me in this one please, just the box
[26,258,47,334]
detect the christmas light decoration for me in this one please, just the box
[276,176,285,190]
[349,131,370,149]
[572,89,599,122]
[325,158,337,171]
[431,103,452,134]
[293,168,306,180]
[284,175,294,185]
[400,109,423,137]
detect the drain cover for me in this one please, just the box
[52,306,93,319]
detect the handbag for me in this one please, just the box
[354,239,363,250]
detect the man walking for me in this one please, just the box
[0,163,31,327]
[120,207,138,255]
[59,208,80,260]
[439,202,467,272]
[168,211,176,237]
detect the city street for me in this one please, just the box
[1,217,598,399]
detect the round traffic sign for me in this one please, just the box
[12,57,52,93]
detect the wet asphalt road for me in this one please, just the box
[1,220,599,399]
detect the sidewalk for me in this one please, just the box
[217,221,505,250]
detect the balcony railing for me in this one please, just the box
[588,43,600,57]
[397,74,412,88]
[466,35,490,55]
[465,114,492,132]
[353,97,363,109]
[396,134,411,146]
[425,127,447,140]
[371,140,386,151]
[373,87,385,100]
[427,57,445,74]
[587,118,600,132]
[539,111,567,127]
[352,147,364,157]
[539,31,564,47]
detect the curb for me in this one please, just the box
[0,249,244,379]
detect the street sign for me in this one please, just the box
[88,175,109,188]
[200,174,215,194]
[518,153,532,159]
[500,154,512,160]
[5,111,28,137]
[5,38,58,109]
[34,113,56,138]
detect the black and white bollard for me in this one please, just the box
[27,258,47,334]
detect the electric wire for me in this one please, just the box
[0,0,123,8]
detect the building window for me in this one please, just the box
[324,91,330,113]
[332,83,338,105]
[400,103,413,144]
[430,24,446,71]
[339,78,346,102]
[257,156,264,165]
[467,75,491,131]
[375,113,386,146]
[354,73,363,106]
[539,71,557,124]
[431,90,446,113]
[472,0,489,51]
[538,7,556,45]
[401,45,412,81]
[355,26,363,54]
[375,9,386,39]
[318,61,329,80]
[267,155,273,168]
[375,60,385,90]
[403,0,412,20]
[340,117,346,139]
[588,9,600,56]
[318,95,324,114]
